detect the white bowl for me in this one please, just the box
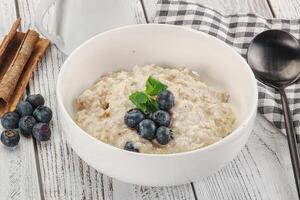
[57,24,258,186]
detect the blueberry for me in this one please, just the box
[155,126,173,145]
[157,90,175,111]
[32,123,51,141]
[124,108,145,128]
[33,106,52,123]
[1,129,20,147]
[16,100,33,116]
[150,110,171,127]
[1,112,20,129]
[26,94,45,109]
[124,141,139,152]
[138,119,156,140]
[18,116,37,137]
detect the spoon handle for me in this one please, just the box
[279,89,300,198]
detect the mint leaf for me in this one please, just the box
[146,97,159,112]
[129,91,159,114]
[129,92,148,113]
[146,76,167,96]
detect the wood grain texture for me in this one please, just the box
[17,1,112,199]
[194,115,297,200]
[112,181,195,200]
[16,0,196,199]
[268,0,300,18]
[0,1,41,200]
[0,1,18,39]
[142,0,273,22]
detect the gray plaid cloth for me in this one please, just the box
[154,0,300,134]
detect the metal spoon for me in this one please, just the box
[247,30,300,198]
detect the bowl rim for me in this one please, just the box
[56,23,258,158]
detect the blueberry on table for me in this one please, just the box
[32,123,51,141]
[138,119,156,140]
[26,94,45,109]
[150,110,171,127]
[19,116,37,137]
[33,105,52,123]
[16,100,33,116]
[157,90,175,111]
[155,126,173,145]
[124,141,139,152]
[1,129,20,147]
[124,108,145,128]
[1,111,20,129]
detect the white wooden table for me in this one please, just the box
[0,0,299,199]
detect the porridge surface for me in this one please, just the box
[75,65,235,154]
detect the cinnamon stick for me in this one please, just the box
[0,19,21,66]
[0,30,39,108]
[0,19,49,116]
[8,38,49,112]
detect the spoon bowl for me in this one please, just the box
[247,30,300,88]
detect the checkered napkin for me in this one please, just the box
[154,0,300,134]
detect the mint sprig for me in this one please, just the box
[129,92,158,114]
[146,76,168,96]
[129,76,167,114]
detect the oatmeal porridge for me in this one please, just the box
[75,65,235,154]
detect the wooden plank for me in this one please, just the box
[0,1,41,200]
[17,0,113,199]
[142,0,273,22]
[0,1,18,38]
[16,0,196,199]
[268,0,300,18]
[112,181,195,200]
[194,115,297,200]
